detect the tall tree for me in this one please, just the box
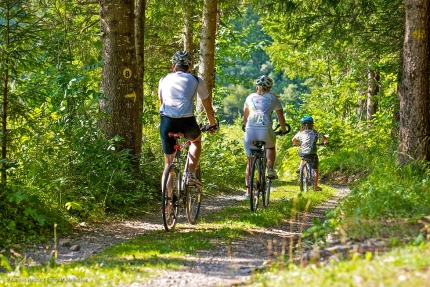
[98,1,142,164]
[0,0,45,184]
[197,0,218,112]
[367,68,380,121]
[398,0,430,164]
[183,0,195,54]
[135,0,146,115]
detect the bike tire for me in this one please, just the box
[260,158,268,208]
[186,164,202,224]
[162,164,180,231]
[299,163,307,192]
[307,163,314,191]
[249,157,261,211]
[264,178,271,208]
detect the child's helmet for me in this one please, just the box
[255,75,273,88]
[300,116,314,124]
[171,50,192,66]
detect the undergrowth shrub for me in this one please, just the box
[199,118,246,192]
[338,158,430,220]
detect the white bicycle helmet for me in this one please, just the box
[255,75,273,88]
[171,50,192,66]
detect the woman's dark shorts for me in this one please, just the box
[298,153,319,169]
[160,115,201,154]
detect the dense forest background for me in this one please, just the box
[0,0,429,249]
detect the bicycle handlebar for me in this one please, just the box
[200,117,220,132]
[274,123,291,135]
[242,123,291,135]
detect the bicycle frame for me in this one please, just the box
[172,136,191,191]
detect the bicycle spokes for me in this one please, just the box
[162,164,179,231]
[249,158,261,211]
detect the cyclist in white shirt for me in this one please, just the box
[243,75,288,199]
[158,51,217,187]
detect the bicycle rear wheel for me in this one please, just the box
[306,163,314,191]
[263,178,271,208]
[162,164,180,231]
[260,158,268,208]
[299,163,308,192]
[249,157,261,211]
[186,164,202,224]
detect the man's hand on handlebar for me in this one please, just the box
[203,124,218,134]
[274,130,287,136]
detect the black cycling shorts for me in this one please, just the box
[298,153,319,169]
[160,115,201,154]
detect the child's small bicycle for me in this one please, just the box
[298,142,327,192]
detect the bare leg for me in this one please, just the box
[162,153,176,188]
[245,156,254,195]
[266,147,276,169]
[162,153,176,212]
[314,168,320,189]
[187,135,202,172]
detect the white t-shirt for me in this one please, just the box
[158,71,209,118]
[244,93,282,129]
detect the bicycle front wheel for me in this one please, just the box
[186,164,202,224]
[162,164,180,231]
[249,157,261,211]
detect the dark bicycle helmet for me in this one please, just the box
[300,115,314,124]
[171,50,192,66]
[255,75,273,89]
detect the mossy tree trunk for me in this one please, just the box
[98,1,143,167]
[398,0,430,164]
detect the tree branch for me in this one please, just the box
[77,0,99,5]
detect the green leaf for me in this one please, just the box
[0,255,12,272]
[65,201,83,211]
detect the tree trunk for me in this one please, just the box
[357,92,366,121]
[197,0,217,112]
[1,63,8,184]
[398,0,430,164]
[366,68,379,121]
[1,4,11,184]
[135,0,145,112]
[184,0,194,55]
[99,1,142,162]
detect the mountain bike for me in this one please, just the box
[161,121,218,232]
[248,123,290,212]
[299,142,327,192]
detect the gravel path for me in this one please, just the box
[22,186,350,286]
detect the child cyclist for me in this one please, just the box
[292,116,328,191]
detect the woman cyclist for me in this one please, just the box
[243,75,288,199]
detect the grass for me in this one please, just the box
[1,152,429,287]
[0,182,336,286]
[251,242,430,287]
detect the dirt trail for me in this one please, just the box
[22,186,350,286]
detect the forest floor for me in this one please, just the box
[20,185,351,287]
